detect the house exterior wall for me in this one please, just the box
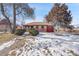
[0,24,10,32]
[24,25,54,32]
[37,25,47,32]
[44,26,47,32]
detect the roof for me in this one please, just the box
[16,26,22,29]
[0,19,9,25]
[24,22,52,26]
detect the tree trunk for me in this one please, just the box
[12,4,16,34]
[0,3,13,33]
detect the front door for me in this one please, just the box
[47,26,54,32]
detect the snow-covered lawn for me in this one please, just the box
[0,32,79,56]
[16,32,79,56]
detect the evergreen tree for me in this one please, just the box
[45,3,72,28]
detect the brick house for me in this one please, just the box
[23,22,54,32]
[0,19,11,32]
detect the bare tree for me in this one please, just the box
[0,3,12,32]
[0,3,34,33]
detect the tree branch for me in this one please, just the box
[0,3,12,32]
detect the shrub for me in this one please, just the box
[29,28,39,36]
[15,29,26,36]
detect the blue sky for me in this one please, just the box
[67,3,79,25]
[0,3,79,25]
[24,3,53,24]
[25,3,79,25]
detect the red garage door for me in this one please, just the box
[47,26,54,32]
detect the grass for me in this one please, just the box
[0,33,16,44]
[0,32,26,48]
[8,50,17,56]
[0,33,26,56]
[10,39,26,49]
[8,39,26,56]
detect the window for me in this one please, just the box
[41,26,44,28]
[31,26,33,28]
[36,26,38,28]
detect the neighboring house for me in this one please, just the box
[16,25,23,29]
[23,22,54,32]
[0,19,11,32]
[58,27,71,32]
[72,25,79,33]
[73,27,79,32]
[57,25,74,32]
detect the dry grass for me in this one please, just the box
[8,39,26,56]
[0,33,16,44]
[10,39,26,49]
[0,36,26,56]
[8,50,17,56]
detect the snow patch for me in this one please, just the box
[0,38,16,51]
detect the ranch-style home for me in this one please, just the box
[23,22,54,32]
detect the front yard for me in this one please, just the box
[0,33,16,44]
[0,32,79,56]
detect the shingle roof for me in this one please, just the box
[24,22,52,26]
